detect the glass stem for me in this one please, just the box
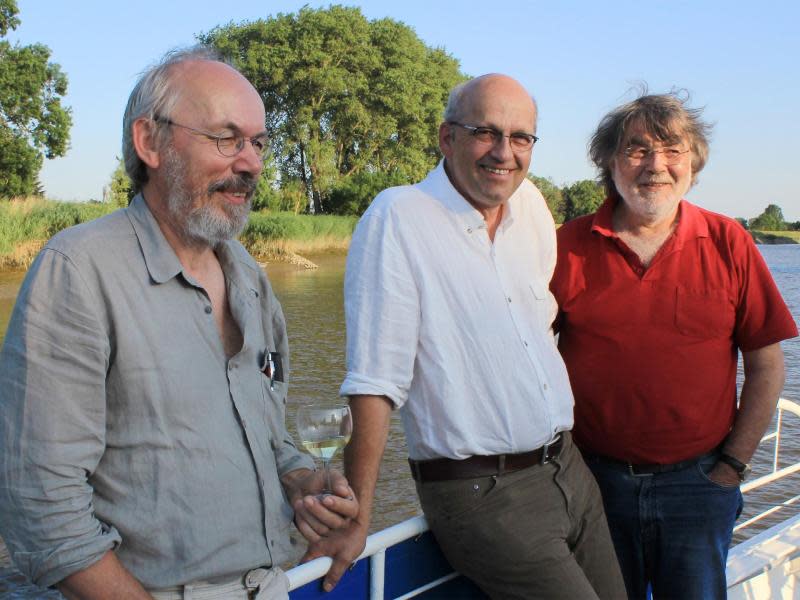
[322,458,332,493]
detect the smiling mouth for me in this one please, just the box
[481,165,511,175]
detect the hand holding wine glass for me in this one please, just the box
[296,403,353,496]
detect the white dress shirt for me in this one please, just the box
[340,161,574,460]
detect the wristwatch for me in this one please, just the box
[718,453,752,481]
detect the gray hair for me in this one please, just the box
[122,46,228,192]
[443,80,470,123]
[589,90,712,198]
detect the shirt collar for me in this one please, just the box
[126,193,184,284]
[590,197,709,244]
[421,159,517,233]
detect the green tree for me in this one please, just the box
[749,204,786,231]
[199,5,465,214]
[528,175,564,223]
[563,179,604,222]
[107,158,134,208]
[0,0,71,198]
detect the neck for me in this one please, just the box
[141,187,218,276]
[443,160,505,241]
[613,200,680,238]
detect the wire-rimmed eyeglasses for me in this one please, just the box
[156,116,270,160]
[620,145,690,165]
[448,122,539,151]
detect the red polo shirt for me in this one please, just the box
[551,198,798,464]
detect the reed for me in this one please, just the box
[0,200,358,270]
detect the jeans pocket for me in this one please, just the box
[695,461,740,491]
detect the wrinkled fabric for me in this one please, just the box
[0,195,313,588]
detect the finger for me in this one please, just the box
[294,517,322,544]
[321,494,359,519]
[303,499,348,530]
[323,555,354,592]
[295,498,332,537]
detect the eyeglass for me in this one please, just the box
[448,122,539,151]
[156,116,270,160]
[621,145,690,165]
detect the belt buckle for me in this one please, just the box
[627,464,653,477]
[541,433,561,465]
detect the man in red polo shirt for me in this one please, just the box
[551,92,798,600]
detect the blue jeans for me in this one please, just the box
[586,454,743,600]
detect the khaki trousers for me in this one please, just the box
[149,567,289,600]
[416,433,626,600]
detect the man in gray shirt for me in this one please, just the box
[0,47,356,599]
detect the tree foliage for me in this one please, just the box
[0,0,71,198]
[107,158,134,208]
[528,175,564,223]
[749,204,786,231]
[199,5,465,214]
[563,179,605,222]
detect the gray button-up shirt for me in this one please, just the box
[0,195,313,588]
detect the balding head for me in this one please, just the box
[444,74,537,131]
[439,74,538,215]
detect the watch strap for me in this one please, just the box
[718,453,750,480]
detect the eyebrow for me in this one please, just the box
[628,135,685,147]
[217,121,268,137]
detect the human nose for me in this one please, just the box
[233,141,264,176]
[488,133,515,161]
[643,148,669,170]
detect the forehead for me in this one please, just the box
[461,79,536,130]
[623,118,687,146]
[170,60,265,131]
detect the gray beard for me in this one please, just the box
[162,147,251,248]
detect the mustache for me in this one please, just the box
[207,174,258,196]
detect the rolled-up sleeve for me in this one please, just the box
[339,208,420,407]
[0,247,120,587]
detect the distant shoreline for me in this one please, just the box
[750,231,800,245]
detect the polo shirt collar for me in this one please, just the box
[424,159,516,233]
[590,197,709,245]
[126,193,184,284]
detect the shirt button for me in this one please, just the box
[543,383,549,390]
[204,305,212,314]
[523,341,529,347]
[507,297,512,303]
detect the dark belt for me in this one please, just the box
[583,450,718,477]
[409,433,565,483]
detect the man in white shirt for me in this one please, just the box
[309,74,624,599]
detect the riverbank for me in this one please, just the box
[750,230,800,244]
[0,197,357,270]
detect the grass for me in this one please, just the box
[750,230,800,244]
[0,197,115,269]
[0,198,359,270]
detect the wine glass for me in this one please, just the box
[296,403,353,495]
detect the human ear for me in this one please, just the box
[439,122,454,157]
[131,117,163,170]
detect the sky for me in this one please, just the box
[8,0,800,221]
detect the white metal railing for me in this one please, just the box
[286,515,430,593]
[288,397,800,597]
[734,397,800,533]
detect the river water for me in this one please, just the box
[0,246,798,596]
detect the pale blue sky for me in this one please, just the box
[9,0,800,220]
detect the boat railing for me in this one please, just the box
[734,397,800,533]
[287,397,800,597]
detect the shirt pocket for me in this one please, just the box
[675,287,735,338]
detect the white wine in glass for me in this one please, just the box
[296,404,353,495]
